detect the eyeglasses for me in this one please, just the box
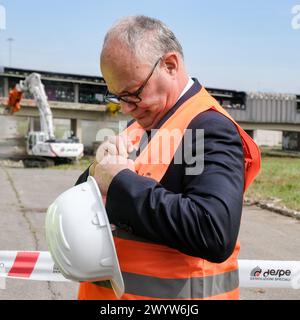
[104,57,162,105]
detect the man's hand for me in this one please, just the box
[96,135,134,163]
[94,155,135,196]
[90,135,135,177]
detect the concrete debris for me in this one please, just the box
[244,197,300,220]
[0,159,24,168]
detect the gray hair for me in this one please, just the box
[102,15,184,65]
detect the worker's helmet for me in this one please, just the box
[45,176,124,298]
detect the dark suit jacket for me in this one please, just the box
[75,80,244,263]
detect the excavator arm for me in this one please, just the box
[5,73,55,141]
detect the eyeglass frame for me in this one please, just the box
[104,57,162,105]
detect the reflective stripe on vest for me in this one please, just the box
[78,86,261,300]
[92,268,239,299]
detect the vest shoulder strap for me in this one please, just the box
[122,87,261,190]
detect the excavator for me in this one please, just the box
[6,73,84,167]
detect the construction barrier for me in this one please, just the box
[0,251,300,290]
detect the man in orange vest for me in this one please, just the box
[75,15,260,300]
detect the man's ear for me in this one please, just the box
[162,53,179,77]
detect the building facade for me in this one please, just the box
[1,67,300,157]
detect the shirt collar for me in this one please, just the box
[177,77,194,102]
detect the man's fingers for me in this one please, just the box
[99,155,136,169]
[96,135,136,164]
[100,154,128,165]
[108,135,134,158]
[96,141,118,163]
[106,142,119,156]
[104,136,126,157]
[117,135,136,155]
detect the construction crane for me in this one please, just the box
[6,73,84,167]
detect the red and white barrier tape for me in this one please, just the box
[0,251,68,283]
[0,251,300,289]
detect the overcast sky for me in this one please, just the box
[0,0,299,94]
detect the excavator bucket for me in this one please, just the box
[7,86,23,114]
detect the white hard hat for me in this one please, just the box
[45,176,124,299]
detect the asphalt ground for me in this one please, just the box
[0,166,299,300]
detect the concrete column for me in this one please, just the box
[71,119,82,142]
[4,77,9,97]
[74,84,79,103]
[283,131,300,151]
[29,118,34,132]
[28,117,40,132]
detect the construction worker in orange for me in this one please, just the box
[75,15,261,300]
[7,86,22,114]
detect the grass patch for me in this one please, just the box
[245,156,300,211]
[49,156,93,171]
[51,154,300,211]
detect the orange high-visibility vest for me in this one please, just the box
[78,86,261,300]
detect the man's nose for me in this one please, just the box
[120,101,137,114]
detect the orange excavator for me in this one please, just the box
[7,85,23,114]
